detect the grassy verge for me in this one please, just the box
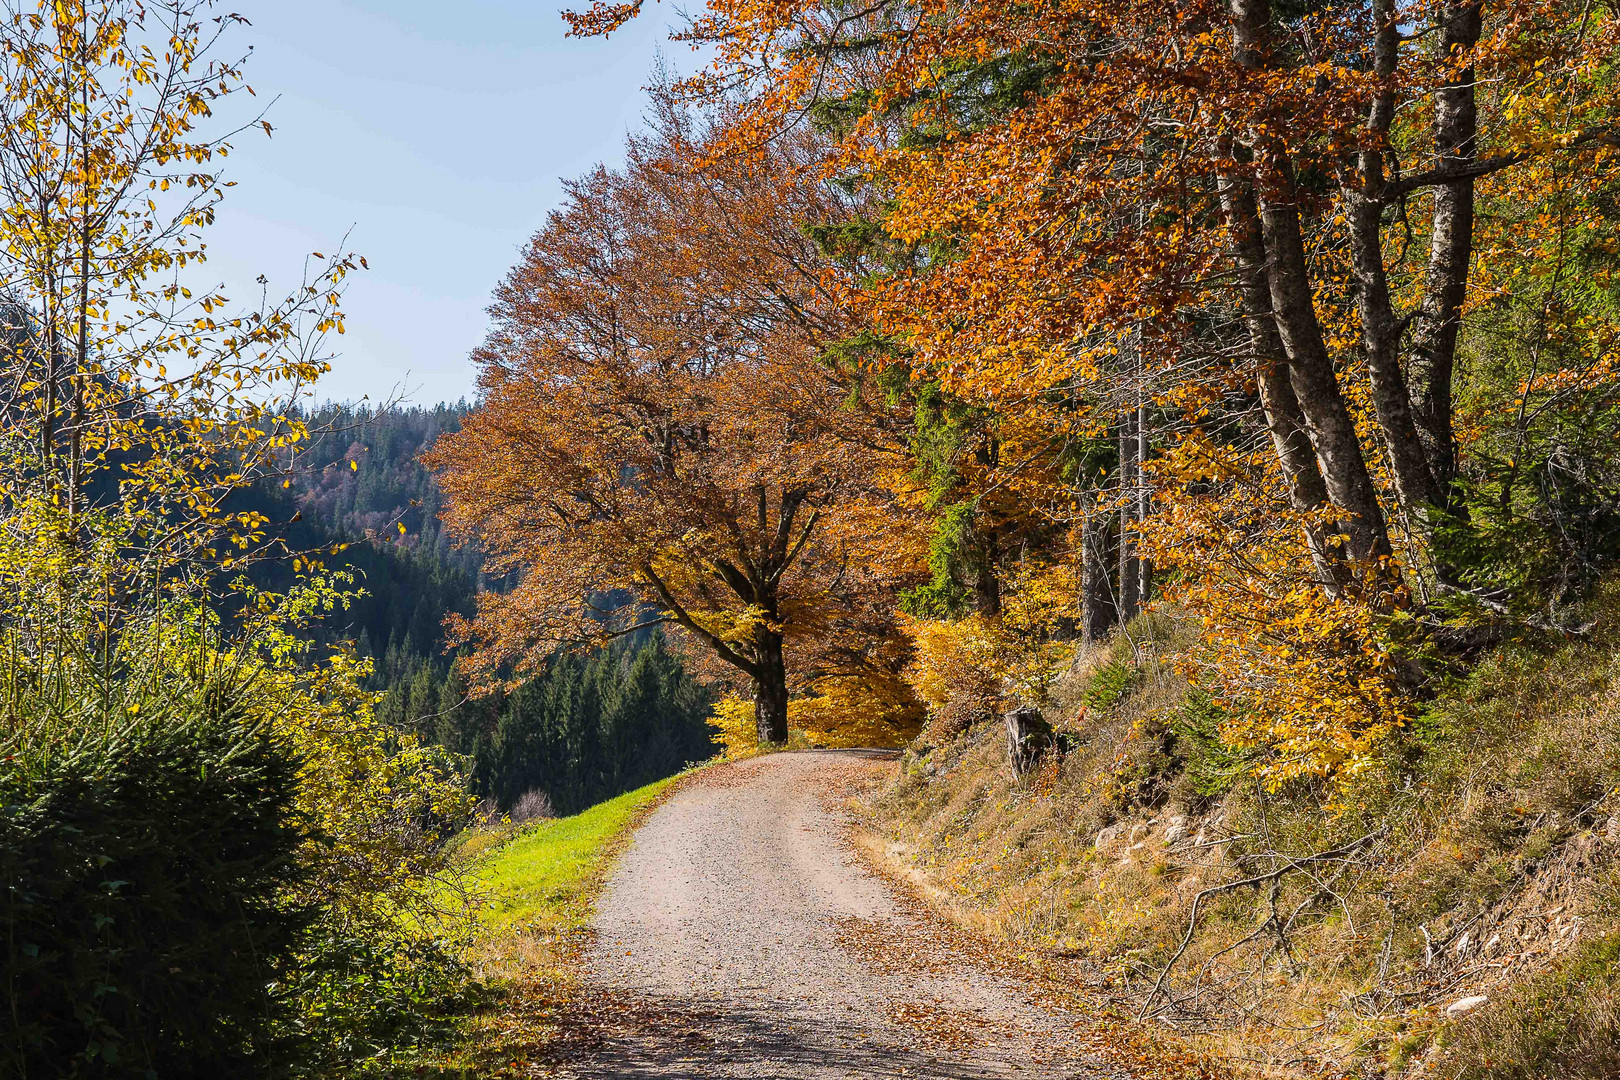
[474,778,679,931]
[441,770,697,1076]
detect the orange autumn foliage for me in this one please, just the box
[567,0,1620,782]
[429,100,926,747]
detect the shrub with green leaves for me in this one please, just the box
[0,500,480,1078]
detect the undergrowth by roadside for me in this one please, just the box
[862,595,1620,1079]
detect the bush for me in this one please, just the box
[511,789,555,822]
[0,516,481,1078]
[0,695,307,1079]
[1083,656,1134,710]
[276,931,481,1076]
[1169,691,1255,800]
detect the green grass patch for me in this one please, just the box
[437,771,696,1075]
[471,775,682,933]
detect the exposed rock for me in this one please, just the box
[1446,995,1489,1015]
[1094,823,1124,850]
[1163,815,1188,846]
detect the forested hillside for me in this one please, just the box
[287,402,481,579]
[239,402,716,814]
[255,403,483,676]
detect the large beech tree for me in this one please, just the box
[428,108,914,745]
[572,0,1618,599]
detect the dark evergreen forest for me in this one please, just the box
[247,403,716,814]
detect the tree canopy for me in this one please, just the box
[430,102,921,745]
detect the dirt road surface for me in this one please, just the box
[547,750,1129,1079]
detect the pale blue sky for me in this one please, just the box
[206,0,682,406]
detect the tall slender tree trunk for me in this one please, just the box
[1218,161,1348,592]
[1346,0,1442,524]
[970,436,1003,618]
[1135,395,1152,605]
[1231,0,1395,572]
[973,524,1003,618]
[1255,155,1394,567]
[1118,410,1141,623]
[1081,508,1116,643]
[1409,0,1483,499]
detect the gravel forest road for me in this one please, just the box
[547,750,1130,1080]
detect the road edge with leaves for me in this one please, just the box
[446,761,719,1076]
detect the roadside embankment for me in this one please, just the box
[860,606,1620,1079]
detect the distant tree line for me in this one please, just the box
[237,402,717,815]
[379,634,715,816]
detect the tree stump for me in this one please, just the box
[1004,705,1053,779]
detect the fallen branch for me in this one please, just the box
[1138,826,1389,1020]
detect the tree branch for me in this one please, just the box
[1385,152,1526,197]
[769,508,821,587]
[1138,827,1388,1020]
[641,562,759,677]
[770,487,808,564]
[601,615,678,640]
[1383,123,1620,200]
[709,557,757,604]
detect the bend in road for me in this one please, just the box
[546,750,1128,1079]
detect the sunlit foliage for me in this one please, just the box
[565,0,1620,783]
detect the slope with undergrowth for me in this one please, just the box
[861,599,1620,1079]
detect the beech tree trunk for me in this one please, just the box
[1217,162,1348,592]
[1081,508,1116,643]
[1408,0,1483,498]
[1256,154,1394,566]
[973,525,1003,618]
[753,634,790,745]
[970,437,1004,618]
[1346,0,1442,523]
[1232,0,1395,572]
[1136,397,1152,605]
